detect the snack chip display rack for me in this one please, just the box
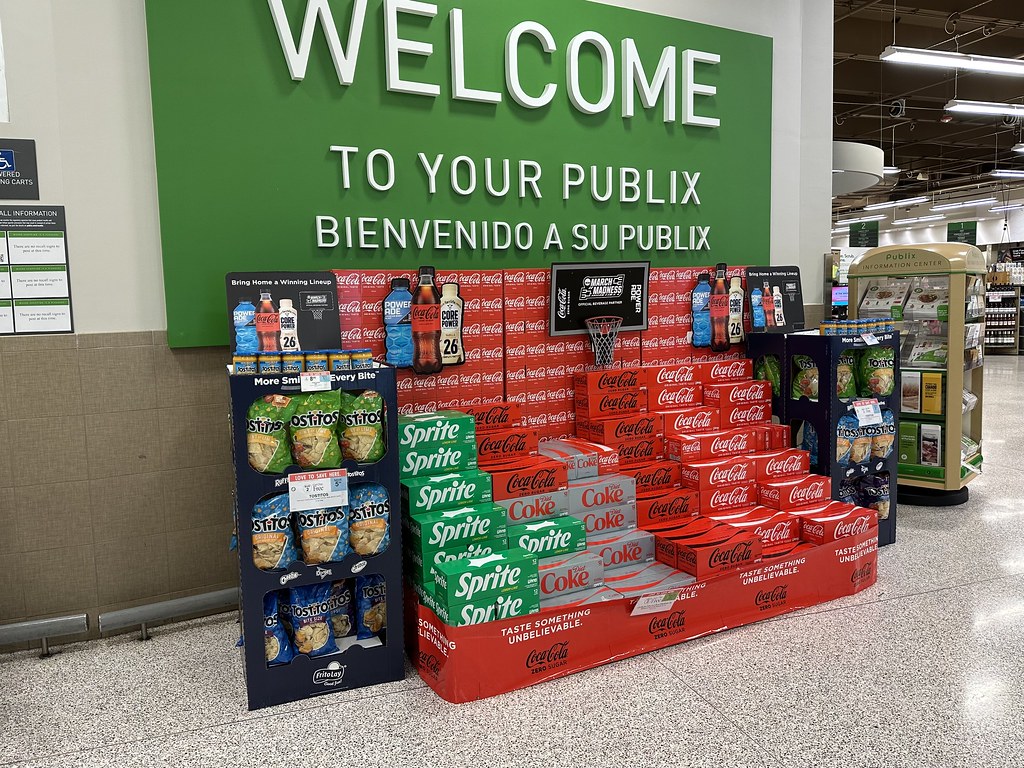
[228,366,404,710]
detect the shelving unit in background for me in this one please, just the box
[984,284,1020,354]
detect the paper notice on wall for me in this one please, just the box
[0,206,73,334]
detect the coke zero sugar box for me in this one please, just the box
[660,406,720,435]
[582,413,663,445]
[619,461,682,498]
[759,540,816,562]
[489,458,569,502]
[717,507,801,550]
[458,402,522,433]
[702,380,772,407]
[508,517,587,559]
[794,502,877,545]
[670,527,762,579]
[573,367,644,396]
[759,474,832,509]
[476,428,539,467]
[679,456,756,491]
[402,470,493,517]
[574,389,644,419]
[568,474,637,512]
[405,503,508,555]
[400,442,478,478]
[587,529,656,571]
[423,584,540,627]
[636,488,700,528]
[604,562,696,597]
[616,437,665,468]
[499,490,569,525]
[405,536,508,585]
[569,504,637,537]
[751,449,810,481]
[538,551,605,599]
[666,428,759,462]
[719,400,772,429]
[433,548,539,607]
[699,482,758,514]
[540,585,621,609]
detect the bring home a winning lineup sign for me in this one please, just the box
[549,261,649,335]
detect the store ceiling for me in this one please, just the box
[833,0,1024,211]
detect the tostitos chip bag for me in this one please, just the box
[290,391,342,469]
[355,574,387,640]
[287,583,338,657]
[836,350,857,400]
[858,346,896,397]
[328,580,356,642]
[349,483,390,556]
[836,414,858,467]
[264,591,295,666]
[251,495,299,572]
[295,506,351,564]
[341,390,386,463]
[791,356,819,401]
[871,409,896,460]
[247,395,298,473]
[755,355,782,398]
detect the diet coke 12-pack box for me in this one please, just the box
[538,551,606,600]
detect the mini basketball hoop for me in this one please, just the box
[309,308,325,321]
[585,315,623,367]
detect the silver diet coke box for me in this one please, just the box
[498,489,570,525]
[568,474,637,514]
[538,551,605,599]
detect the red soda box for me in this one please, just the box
[604,562,695,597]
[647,363,703,388]
[698,482,758,513]
[768,423,791,450]
[751,449,810,481]
[539,438,617,479]
[569,504,637,537]
[538,551,605,599]
[719,507,801,550]
[585,413,663,445]
[793,501,877,545]
[616,437,665,468]
[645,384,703,410]
[575,389,644,419]
[574,367,644,397]
[476,428,539,467]
[674,529,762,579]
[489,458,569,502]
[719,400,772,428]
[661,406,720,435]
[758,474,832,509]
[587,529,656,571]
[619,460,682,499]
[460,402,522,433]
[666,428,759,462]
[703,380,772,407]
[699,359,754,383]
[499,490,570,525]
[679,456,756,490]
[568,473,637,512]
[540,585,621,608]
[636,488,700,528]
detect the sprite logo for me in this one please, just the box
[427,515,492,547]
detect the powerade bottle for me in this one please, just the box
[691,272,712,347]
[384,277,413,367]
[751,288,766,331]
[232,298,258,354]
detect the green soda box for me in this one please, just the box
[400,441,478,479]
[399,411,476,452]
[405,536,509,586]
[406,503,508,554]
[425,584,540,627]
[433,547,539,607]
[507,517,587,559]
[401,470,493,516]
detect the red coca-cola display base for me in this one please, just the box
[410,531,877,703]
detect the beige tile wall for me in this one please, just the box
[0,331,238,646]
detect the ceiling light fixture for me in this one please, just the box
[991,203,1024,212]
[891,214,946,226]
[1014,144,1024,153]
[931,197,997,212]
[863,196,928,211]
[883,166,901,175]
[834,214,887,226]
[945,99,1024,117]
[881,46,1024,77]
[991,169,1024,178]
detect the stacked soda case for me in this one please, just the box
[400,408,542,628]
[228,365,403,710]
[784,331,900,547]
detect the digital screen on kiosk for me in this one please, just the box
[831,286,849,307]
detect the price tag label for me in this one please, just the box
[630,589,680,616]
[289,469,348,512]
[300,372,332,392]
[853,398,883,426]
[860,333,880,346]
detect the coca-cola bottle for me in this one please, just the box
[763,281,776,329]
[709,263,730,352]
[255,292,280,352]
[411,266,443,375]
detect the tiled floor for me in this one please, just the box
[3,358,1024,768]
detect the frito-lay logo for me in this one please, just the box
[526,641,570,670]
[851,562,874,585]
[507,467,560,494]
[648,610,686,636]
[708,541,755,568]
[597,371,640,390]
[312,661,347,687]
[754,585,788,608]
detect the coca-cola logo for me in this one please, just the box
[363,272,389,287]
[417,652,442,677]
[480,433,528,455]
[338,299,361,314]
[463,297,482,312]
[710,362,748,379]
[361,299,382,313]
[727,404,768,424]
[671,411,714,432]
[340,327,363,342]
[506,368,527,382]
[525,271,548,284]
[482,297,503,311]
[621,335,640,349]
[648,610,686,636]
[765,455,805,475]
[477,406,513,427]
[480,347,503,360]
[334,271,361,287]
[548,365,567,378]
[790,481,827,504]
[613,418,657,440]
[584,508,627,533]
[656,388,700,407]
[396,377,413,393]
[754,585,788,607]
[565,339,588,354]
[507,497,556,522]
[654,366,698,385]
[507,468,560,493]
[600,392,640,411]
[525,319,546,333]
[547,387,568,401]
[597,370,640,390]
[507,295,526,309]
[459,272,482,286]
[835,515,874,539]
[646,494,693,520]
[606,541,643,566]
[526,343,545,356]
[621,440,657,461]
[755,520,794,544]
[710,486,751,506]
[851,562,874,585]
[460,372,482,386]
[708,541,755,567]
[436,373,460,387]
[367,326,386,342]
[541,566,590,595]
[728,383,770,403]
[525,295,548,309]
[481,322,502,335]
[482,272,502,286]
[525,641,569,669]
[708,464,750,484]
[505,270,526,285]
[481,371,503,385]
[581,486,624,508]
[638,467,674,487]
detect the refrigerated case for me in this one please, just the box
[848,244,985,502]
